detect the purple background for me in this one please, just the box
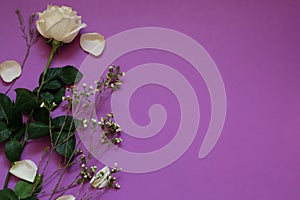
[1,0,300,199]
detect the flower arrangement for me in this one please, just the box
[0,5,124,200]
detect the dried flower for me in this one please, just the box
[90,166,110,188]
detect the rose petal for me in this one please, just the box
[0,60,22,83]
[9,160,37,183]
[90,165,110,188]
[62,22,87,43]
[80,33,105,56]
[56,195,76,200]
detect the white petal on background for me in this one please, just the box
[56,195,76,200]
[80,33,105,56]
[90,165,110,188]
[0,60,22,83]
[9,160,37,183]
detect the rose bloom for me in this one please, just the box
[36,5,87,43]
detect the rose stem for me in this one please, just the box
[3,40,59,189]
[36,39,60,96]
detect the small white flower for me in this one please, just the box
[82,119,87,123]
[91,118,97,124]
[90,165,110,188]
[56,195,76,200]
[80,33,105,56]
[9,159,38,183]
[0,60,22,83]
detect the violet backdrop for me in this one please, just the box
[0,0,299,200]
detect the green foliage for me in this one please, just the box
[1,65,85,194]
[0,93,13,124]
[14,181,33,199]
[33,108,49,124]
[0,94,23,144]
[0,121,12,143]
[52,116,78,133]
[12,125,25,141]
[39,65,83,86]
[40,92,54,102]
[52,131,76,160]
[23,197,39,200]
[27,122,50,139]
[9,109,23,132]
[58,65,83,84]
[14,175,43,200]
[15,88,40,113]
[5,140,23,162]
[0,188,18,200]
[37,66,82,106]
[42,79,62,90]
[52,87,66,104]
[51,116,78,160]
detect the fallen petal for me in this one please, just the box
[0,60,22,83]
[80,33,105,56]
[9,160,37,183]
[90,165,110,188]
[56,195,76,200]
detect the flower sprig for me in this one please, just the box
[0,5,125,200]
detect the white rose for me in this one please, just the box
[36,5,87,43]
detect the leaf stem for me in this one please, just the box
[3,167,11,189]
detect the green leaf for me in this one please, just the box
[39,66,83,85]
[23,196,38,200]
[5,140,23,162]
[42,79,62,90]
[52,116,77,133]
[0,93,13,124]
[38,68,60,85]
[57,65,83,84]
[52,131,76,160]
[9,109,23,132]
[52,87,66,104]
[12,125,25,141]
[33,108,50,124]
[0,121,12,143]
[32,87,39,94]
[0,188,18,200]
[14,181,33,199]
[28,122,49,139]
[15,88,40,113]
[40,92,54,102]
